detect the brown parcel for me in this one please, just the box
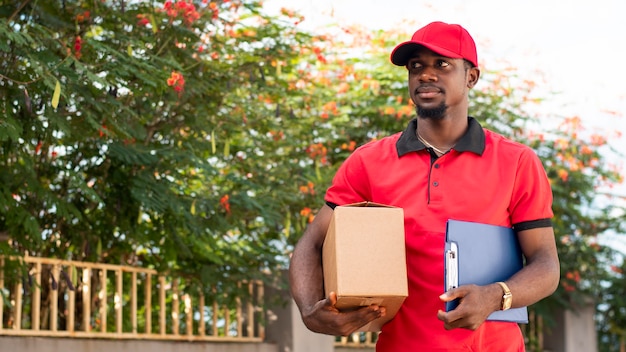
[322,202,408,332]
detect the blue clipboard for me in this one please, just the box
[444,219,529,323]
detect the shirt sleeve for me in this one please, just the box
[509,147,554,226]
[324,149,372,206]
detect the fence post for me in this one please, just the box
[543,299,598,352]
[264,270,334,352]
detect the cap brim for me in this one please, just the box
[390,41,463,66]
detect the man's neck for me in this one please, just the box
[416,114,469,149]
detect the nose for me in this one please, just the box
[419,67,437,82]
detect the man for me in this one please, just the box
[289,21,560,351]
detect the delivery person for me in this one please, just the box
[289,21,560,351]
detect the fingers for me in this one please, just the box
[439,286,467,302]
[303,292,387,336]
[437,309,482,331]
[437,285,494,331]
[328,291,338,307]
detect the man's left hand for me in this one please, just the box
[436,283,502,330]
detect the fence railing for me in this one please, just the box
[335,331,377,348]
[0,255,264,342]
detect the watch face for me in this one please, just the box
[497,282,512,311]
[502,294,512,310]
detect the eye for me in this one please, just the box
[437,59,450,68]
[407,60,422,70]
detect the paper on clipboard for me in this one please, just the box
[444,219,529,323]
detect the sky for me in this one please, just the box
[264,0,626,136]
[265,0,626,251]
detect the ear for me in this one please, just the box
[467,67,480,88]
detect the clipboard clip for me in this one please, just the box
[445,242,458,292]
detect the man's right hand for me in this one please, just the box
[301,292,386,336]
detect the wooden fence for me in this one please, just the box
[0,255,264,342]
[0,255,551,351]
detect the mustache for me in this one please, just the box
[414,84,443,94]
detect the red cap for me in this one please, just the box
[390,21,477,67]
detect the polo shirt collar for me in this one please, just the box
[396,117,485,157]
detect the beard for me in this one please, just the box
[416,102,447,120]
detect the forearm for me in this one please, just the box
[289,237,325,316]
[289,205,333,318]
[501,247,560,308]
[491,226,560,310]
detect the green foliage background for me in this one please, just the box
[0,0,624,350]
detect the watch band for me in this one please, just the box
[496,281,512,311]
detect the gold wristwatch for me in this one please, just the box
[496,281,512,311]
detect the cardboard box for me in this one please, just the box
[322,202,407,332]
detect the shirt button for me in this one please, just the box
[433,181,439,187]
[434,164,440,169]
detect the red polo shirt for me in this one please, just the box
[325,117,553,351]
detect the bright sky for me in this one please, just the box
[265,0,626,251]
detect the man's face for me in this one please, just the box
[406,47,478,120]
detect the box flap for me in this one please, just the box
[342,201,397,208]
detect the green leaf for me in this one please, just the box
[211,130,216,154]
[223,139,230,157]
[150,14,158,34]
[51,79,61,109]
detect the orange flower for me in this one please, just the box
[137,14,150,26]
[322,101,338,115]
[341,141,357,151]
[561,281,575,292]
[580,145,593,155]
[299,182,316,195]
[300,207,311,217]
[162,1,201,25]
[557,169,568,182]
[337,82,350,94]
[554,138,568,150]
[167,71,185,92]
[74,36,82,59]
[99,124,107,137]
[396,105,414,119]
[306,143,327,160]
[590,134,606,146]
[220,194,231,214]
[242,29,257,37]
[383,106,396,115]
[565,271,581,283]
[76,11,90,22]
[269,130,284,141]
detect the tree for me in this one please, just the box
[0,0,326,295]
[597,255,626,352]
